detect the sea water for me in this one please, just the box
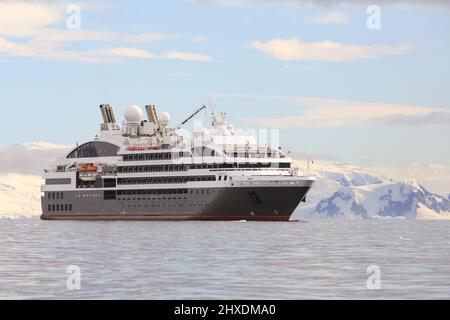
[0,218,449,299]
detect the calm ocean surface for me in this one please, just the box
[0,218,449,300]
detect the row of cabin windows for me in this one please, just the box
[116,189,214,201]
[48,192,64,200]
[122,151,288,162]
[118,162,291,173]
[121,202,212,208]
[117,176,216,185]
[48,204,72,212]
[108,189,221,201]
[117,189,189,196]
[191,189,211,195]
[121,203,187,208]
[118,164,189,173]
[123,152,191,162]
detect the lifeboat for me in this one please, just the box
[79,164,98,182]
[79,164,98,172]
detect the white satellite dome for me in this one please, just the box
[124,105,143,123]
[159,111,171,127]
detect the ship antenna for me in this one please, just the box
[208,100,216,125]
[174,105,207,130]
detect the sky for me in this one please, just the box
[0,0,449,193]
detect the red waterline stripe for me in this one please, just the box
[42,214,290,220]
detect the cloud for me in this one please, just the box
[27,30,174,50]
[192,0,450,7]
[0,38,35,57]
[162,51,213,62]
[305,0,450,6]
[311,11,348,24]
[95,47,158,60]
[250,38,414,62]
[0,2,171,42]
[0,2,62,37]
[0,2,172,44]
[22,141,74,150]
[368,111,450,126]
[0,142,72,176]
[193,36,208,44]
[240,94,450,128]
[0,37,213,62]
[0,2,211,63]
[0,36,213,63]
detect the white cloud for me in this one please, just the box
[27,30,174,50]
[0,142,72,175]
[250,38,414,62]
[0,2,211,63]
[22,141,74,150]
[193,36,208,44]
[0,38,35,57]
[0,2,171,43]
[0,2,62,37]
[0,37,213,63]
[311,11,348,24]
[192,0,450,7]
[241,95,450,128]
[163,51,213,62]
[95,47,158,60]
[368,111,450,126]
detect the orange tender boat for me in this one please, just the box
[79,164,98,172]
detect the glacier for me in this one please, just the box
[0,173,43,219]
[293,160,450,220]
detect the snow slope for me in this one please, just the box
[293,159,390,210]
[293,160,450,220]
[0,173,42,218]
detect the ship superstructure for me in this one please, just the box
[41,104,314,221]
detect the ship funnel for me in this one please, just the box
[99,104,117,123]
[107,105,117,123]
[100,104,109,123]
[145,104,160,127]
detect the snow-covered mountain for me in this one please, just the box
[293,160,450,220]
[0,173,42,218]
[299,180,450,220]
[0,141,69,218]
[295,160,390,206]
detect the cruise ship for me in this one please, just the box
[41,104,315,221]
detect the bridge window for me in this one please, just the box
[67,141,119,158]
[192,147,217,157]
